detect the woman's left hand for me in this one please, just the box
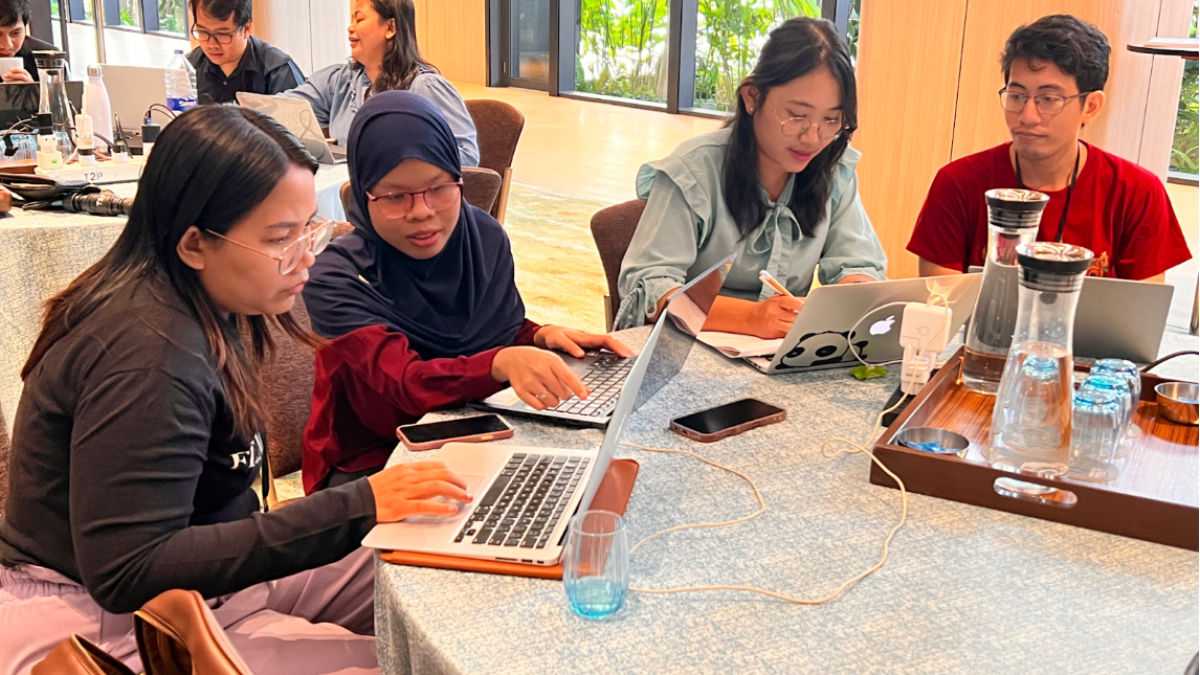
[534,325,636,359]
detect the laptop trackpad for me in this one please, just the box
[403,473,486,524]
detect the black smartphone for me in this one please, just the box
[669,398,786,443]
[397,414,514,451]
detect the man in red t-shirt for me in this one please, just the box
[908,14,1191,281]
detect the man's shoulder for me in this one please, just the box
[935,143,1009,184]
[1088,144,1165,193]
[18,34,55,54]
[249,35,299,74]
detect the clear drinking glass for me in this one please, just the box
[1069,387,1124,482]
[562,510,629,620]
[963,189,1050,394]
[988,242,1094,480]
[1079,374,1134,436]
[1089,359,1142,457]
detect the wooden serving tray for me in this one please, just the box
[870,348,1199,550]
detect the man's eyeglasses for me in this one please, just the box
[205,216,334,275]
[998,88,1092,116]
[191,26,246,45]
[769,102,845,141]
[365,181,463,219]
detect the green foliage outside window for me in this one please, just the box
[1169,0,1198,175]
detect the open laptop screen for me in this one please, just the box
[632,256,733,410]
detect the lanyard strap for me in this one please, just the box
[1015,141,1081,243]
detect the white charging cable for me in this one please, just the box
[611,290,960,604]
[620,385,913,604]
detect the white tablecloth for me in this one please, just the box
[0,165,349,435]
[375,329,1199,675]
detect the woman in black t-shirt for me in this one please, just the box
[0,105,468,674]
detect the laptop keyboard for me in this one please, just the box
[546,354,631,418]
[455,453,591,549]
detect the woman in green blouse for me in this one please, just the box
[616,17,887,338]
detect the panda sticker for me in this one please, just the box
[776,330,869,371]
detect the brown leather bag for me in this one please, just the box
[31,635,135,675]
[32,589,253,674]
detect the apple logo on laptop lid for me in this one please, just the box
[869,315,896,336]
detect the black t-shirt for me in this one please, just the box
[187,35,304,105]
[0,271,376,613]
[16,34,55,81]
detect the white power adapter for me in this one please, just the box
[899,302,952,391]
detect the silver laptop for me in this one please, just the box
[235,92,345,164]
[361,257,734,565]
[477,255,736,427]
[745,275,983,374]
[99,64,168,134]
[965,267,1174,364]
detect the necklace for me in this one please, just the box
[1015,141,1081,243]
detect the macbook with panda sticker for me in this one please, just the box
[743,275,982,375]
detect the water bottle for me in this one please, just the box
[962,189,1050,394]
[83,64,113,149]
[164,49,197,113]
[987,241,1094,481]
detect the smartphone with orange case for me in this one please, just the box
[397,414,515,452]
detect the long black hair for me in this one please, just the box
[23,106,321,443]
[368,0,435,94]
[723,17,858,239]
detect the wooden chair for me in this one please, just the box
[338,168,503,221]
[465,99,525,224]
[588,199,647,332]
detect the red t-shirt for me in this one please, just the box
[907,142,1191,279]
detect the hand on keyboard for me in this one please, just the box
[491,346,589,410]
[533,326,635,360]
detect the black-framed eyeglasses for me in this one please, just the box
[191,25,247,45]
[998,88,1092,116]
[205,216,334,275]
[768,102,845,140]
[366,181,463,218]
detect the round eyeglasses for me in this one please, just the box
[998,88,1092,116]
[365,181,463,219]
[768,102,845,141]
[205,216,335,275]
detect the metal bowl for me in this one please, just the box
[1155,382,1199,426]
[894,427,971,455]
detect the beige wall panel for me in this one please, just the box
[413,0,488,86]
[853,0,969,280]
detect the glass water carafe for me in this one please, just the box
[987,242,1094,479]
[33,50,72,154]
[962,189,1050,393]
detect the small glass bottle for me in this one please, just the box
[962,189,1050,394]
[987,242,1094,480]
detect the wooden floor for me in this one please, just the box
[457,82,1198,327]
[455,83,721,205]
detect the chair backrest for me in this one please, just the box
[260,295,316,479]
[0,400,9,519]
[339,173,502,223]
[462,166,502,215]
[465,99,524,175]
[589,199,647,330]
